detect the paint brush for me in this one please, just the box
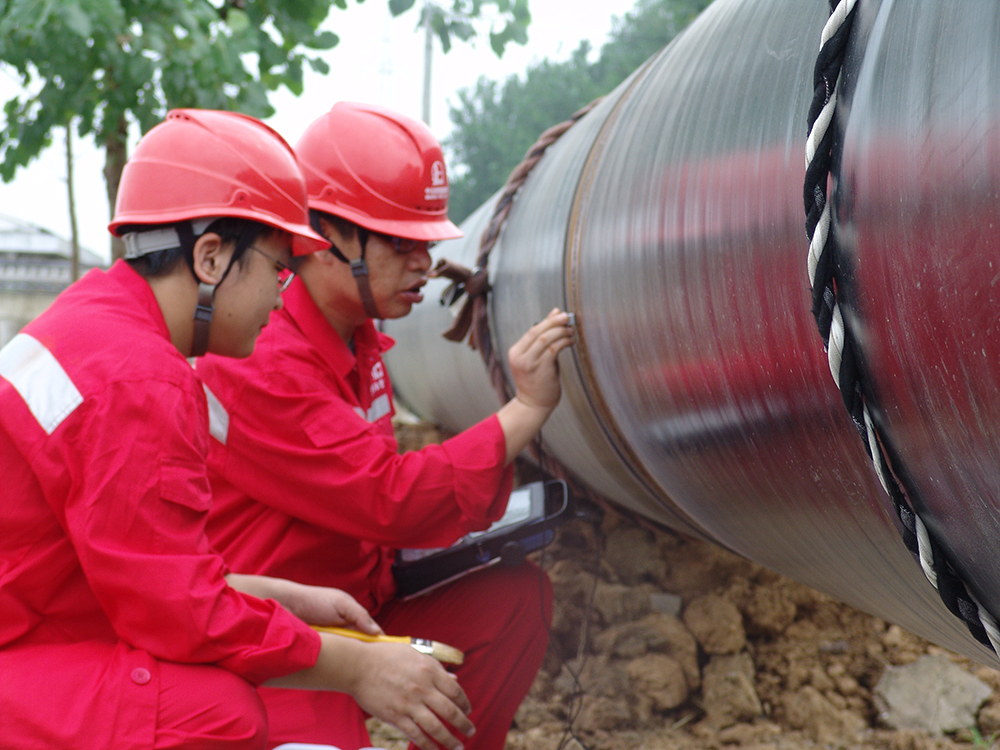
[312,625,464,665]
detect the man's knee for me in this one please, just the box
[495,561,554,628]
[156,663,267,750]
[216,675,268,750]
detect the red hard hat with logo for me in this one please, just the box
[109,109,328,256]
[295,101,463,243]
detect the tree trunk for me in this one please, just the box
[103,116,129,261]
[66,124,80,282]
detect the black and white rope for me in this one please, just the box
[803,0,1000,656]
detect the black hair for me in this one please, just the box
[307,209,369,267]
[122,218,274,279]
[309,209,356,243]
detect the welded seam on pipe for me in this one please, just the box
[562,52,704,531]
[434,96,635,523]
[438,99,604,354]
[804,0,999,654]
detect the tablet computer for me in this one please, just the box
[392,479,572,599]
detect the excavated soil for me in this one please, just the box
[369,422,1000,750]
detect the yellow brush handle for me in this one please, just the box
[311,626,409,645]
[310,625,464,665]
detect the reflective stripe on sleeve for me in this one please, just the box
[0,333,83,435]
[202,384,230,445]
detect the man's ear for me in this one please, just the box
[317,216,342,245]
[318,216,360,262]
[190,233,232,285]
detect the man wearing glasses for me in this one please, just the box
[196,102,574,750]
[0,109,473,750]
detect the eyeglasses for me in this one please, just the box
[379,234,437,255]
[249,245,296,293]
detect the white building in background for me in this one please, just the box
[0,214,106,347]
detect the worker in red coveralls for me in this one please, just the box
[196,101,575,750]
[0,109,473,750]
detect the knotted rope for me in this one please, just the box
[804,0,1000,655]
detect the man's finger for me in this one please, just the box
[522,324,575,361]
[396,717,435,750]
[412,705,467,750]
[336,599,383,635]
[426,692,475,738]
[439,673,472,716]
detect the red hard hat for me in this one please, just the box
[295,101,463,243]
[109,109,328,256]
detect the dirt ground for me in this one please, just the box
[375,422,1000,750]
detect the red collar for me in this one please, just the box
[282,276,394,379]
[107,259,172,343]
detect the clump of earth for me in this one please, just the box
[370,422,1000,750]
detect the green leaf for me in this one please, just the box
[508,19,528,45]
[308,56,331,75]
[435,25,452,54]
[389,0,416,16]
[226,8,251,34]
[488,28,507,57]
[61,4,93,38]
[311,29,339,49]
[450,19,475,42]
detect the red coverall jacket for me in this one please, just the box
[0,261,320,750]
[198,277,513,613]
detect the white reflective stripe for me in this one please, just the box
[0,333,83,435]
[351,394,391,423]
[202,384,230,445]
[366,393,391,423]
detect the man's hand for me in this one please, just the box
[349,642,474,750]
[225,573,382,635]
[495,308,575,463]
[508,308,575,411]
[265,634,474,750]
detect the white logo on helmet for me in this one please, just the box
[430,161,446,186]
[425,160,449,202]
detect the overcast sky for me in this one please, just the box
[0,1,638,262]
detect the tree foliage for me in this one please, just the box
[445,0,714,224]
[0,0,532,256]
[390,0,530,57]
[0,1,340,181]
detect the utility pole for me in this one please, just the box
[65,123,80,282]
[422,1,433,125]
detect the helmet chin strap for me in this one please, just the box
[191,282,216,358]
[174,221,215,358]
[349,256,382,320]
[312,212,382,320]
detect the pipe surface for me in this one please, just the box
[384,0,1000,666]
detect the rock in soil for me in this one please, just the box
[874,654,993,735]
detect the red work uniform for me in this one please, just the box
[0,261,321,750]
[198,277,552,750]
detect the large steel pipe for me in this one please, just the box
[384,0,1000,666]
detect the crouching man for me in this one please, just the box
[0,109,471,750]
[197,102,574,750]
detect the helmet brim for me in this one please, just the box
[277,219,330,256]
[310,201,464,243]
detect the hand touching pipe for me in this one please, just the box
[497,308,575,464]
